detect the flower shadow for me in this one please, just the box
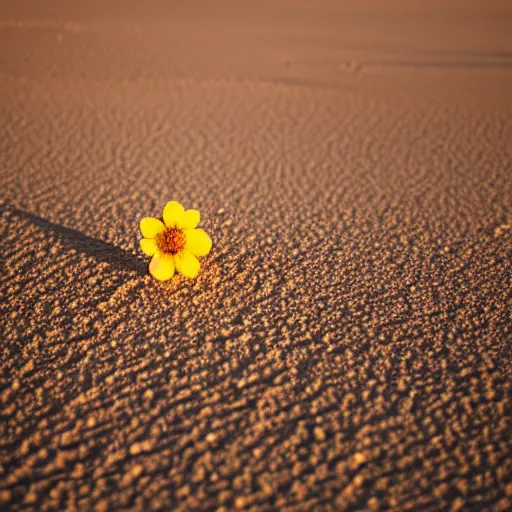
[4,205,146,275]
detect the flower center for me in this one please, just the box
[157,227,186,255]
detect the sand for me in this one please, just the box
[1,0,511,510]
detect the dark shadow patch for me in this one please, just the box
[2,204,146,275]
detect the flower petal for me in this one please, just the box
[185,229,212,257]
[140,217,165,239]
[163,201,185,228]
[140,238,159,256]
[177,209,200,229]
[174,251,200,278]
[149,253,175,281]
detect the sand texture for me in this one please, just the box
[1,0,512,510]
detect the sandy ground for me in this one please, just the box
[1,1,512,510]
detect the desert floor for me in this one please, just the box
[1,1,511,510]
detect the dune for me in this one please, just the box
[1,0,511,510]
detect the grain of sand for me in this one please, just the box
[1,1,511,510]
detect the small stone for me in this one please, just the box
[130,443,142,455]
[368,497,380,510]
[313,427,326,441]
[131,465,144,477]
[353,474,365,487]
[25,491,37,504]
[71,463,85,479]
[95,499,109,512]
[200,406,213,418]
[176,485,190,498]
[143,389,154,401]
[351,452,367,469]
[60,431,73,447]
[234,496,247,508]
[450,498,465,512]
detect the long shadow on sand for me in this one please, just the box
[3,205,146,275]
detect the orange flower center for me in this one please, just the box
[157,228,186,255]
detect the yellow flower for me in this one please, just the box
[139,201,212,281]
